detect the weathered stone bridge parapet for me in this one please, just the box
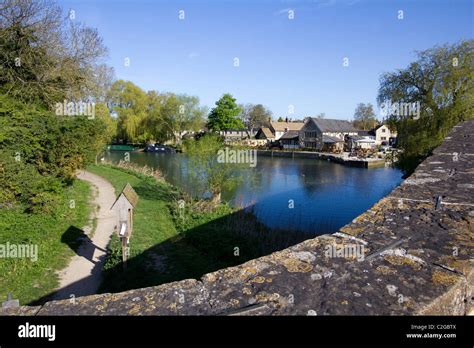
[2,121,473,316]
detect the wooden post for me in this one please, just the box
[121,237,128,269]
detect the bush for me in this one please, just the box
[0,95,107,211]
[0,150,64,213]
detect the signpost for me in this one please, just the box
[111,183,138,269]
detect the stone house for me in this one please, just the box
[299,118,358,152]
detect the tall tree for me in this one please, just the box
[95,102,116,145]
[247,104,272,132]
[377,40,474,174]
[353,103,377,130]
[108,80,148,143]
[160,94,206,144]
[207,93,244,131]
[183,134,244,204]
[0,0,109,107]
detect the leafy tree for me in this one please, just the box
[247,104,272,132]
[0,0,109,107]
[95,103,116,144]
[238,103,252,126]
[0,95,107,211]
[160,93,206,144]
[94,103,116,161]
[277,116,284,122]
[353,103,377,130]
[143,90,164,142]
[108,80,148,143]
[108,83,206,144]
[207,94,244,131]
[377,40,474,174]
[0,0,113,212]
[183,134,244,204]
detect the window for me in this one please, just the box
[382,128,386,133]
[381,137,386,140]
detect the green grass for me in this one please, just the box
[87,164,179,246]
[0,179,92,305]
[87,164,284,294]
[87,164,180,292]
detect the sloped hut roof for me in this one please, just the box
[257,127,275,139]
[111,183,139,209]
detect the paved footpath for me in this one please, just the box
[52,170,118,301]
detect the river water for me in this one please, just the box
[104,151,402,237]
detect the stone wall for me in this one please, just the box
[2,120,473,315]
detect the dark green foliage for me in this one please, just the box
[207,93,244,131]
[378,40,474,174]
[0,95,107,212]
[0,151,63,213]
[182,134,246,203]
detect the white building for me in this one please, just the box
[372,124,397,145]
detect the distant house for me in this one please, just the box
[280,131,300,149]
[346,135,377,151]
[255,127,275,142]
[322,134,345,152]
[372,124,397,145]
[218,129,250,142]
[357,130,375,139]
[255,121,304,146]
[299,118,358,152]
[268,121,305,140]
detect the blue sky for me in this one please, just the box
[59,0,473,120]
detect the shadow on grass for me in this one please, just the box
[29,205,311,305]
[29,225,107,306]
[61,226,106,262]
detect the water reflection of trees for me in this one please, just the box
[104,152,401,236]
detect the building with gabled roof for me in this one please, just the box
[255,127,275,141]
[268,121,305,140]
[299,118,358,151]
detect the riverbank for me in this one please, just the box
[86,163,307,294]
[257,149,386,168]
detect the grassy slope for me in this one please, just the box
[0,179,92,305]
[87,164,180,292]
[87,164,178,249]
[87,164,269,294]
